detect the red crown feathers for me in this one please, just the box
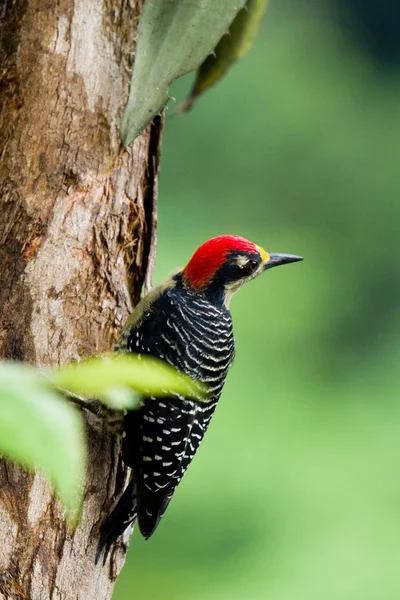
[183,235,259,289]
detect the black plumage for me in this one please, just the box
[96,274,235,562]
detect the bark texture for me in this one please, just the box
[0,0,163,597]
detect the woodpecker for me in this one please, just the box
[96,235,302,562]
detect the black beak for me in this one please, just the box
[263,253,304,271]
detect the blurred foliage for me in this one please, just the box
[333,0,400,68]
[0,355,195,515]
[54,354,205,404]
[0,361,85,515]
[114,2,400,600]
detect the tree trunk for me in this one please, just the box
[0,1,163,598]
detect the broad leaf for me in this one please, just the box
[52,354,207,402]
[120,0,246,145]
[178,0,270,112]
[0,362,85,515]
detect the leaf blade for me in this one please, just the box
[179,0,270,112]
[120,0,247,145]
[52,354,207,404]
[0,362,85,515]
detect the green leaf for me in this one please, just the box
[52,354,207,403]
[102,387,143,411]
[0,362,85,515]
[120,0,247,146]
[178,0,270,113]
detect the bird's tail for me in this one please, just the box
[95,478,137,565]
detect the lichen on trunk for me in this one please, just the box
[0,0,163,597]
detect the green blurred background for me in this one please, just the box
[115,2,400,598]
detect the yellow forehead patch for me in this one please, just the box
[257,245,270,263]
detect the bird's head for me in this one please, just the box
[182,235,303,307]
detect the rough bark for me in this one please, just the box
[0,0,163,598]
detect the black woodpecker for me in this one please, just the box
[96,235,303,562]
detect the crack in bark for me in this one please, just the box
[142,112,165,295]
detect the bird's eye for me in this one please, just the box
[246,259,259,274]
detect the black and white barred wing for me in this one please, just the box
[134,396,201,537]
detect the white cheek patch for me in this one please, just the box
[236,255,249,269]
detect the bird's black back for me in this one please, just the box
[121,279,235,538]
